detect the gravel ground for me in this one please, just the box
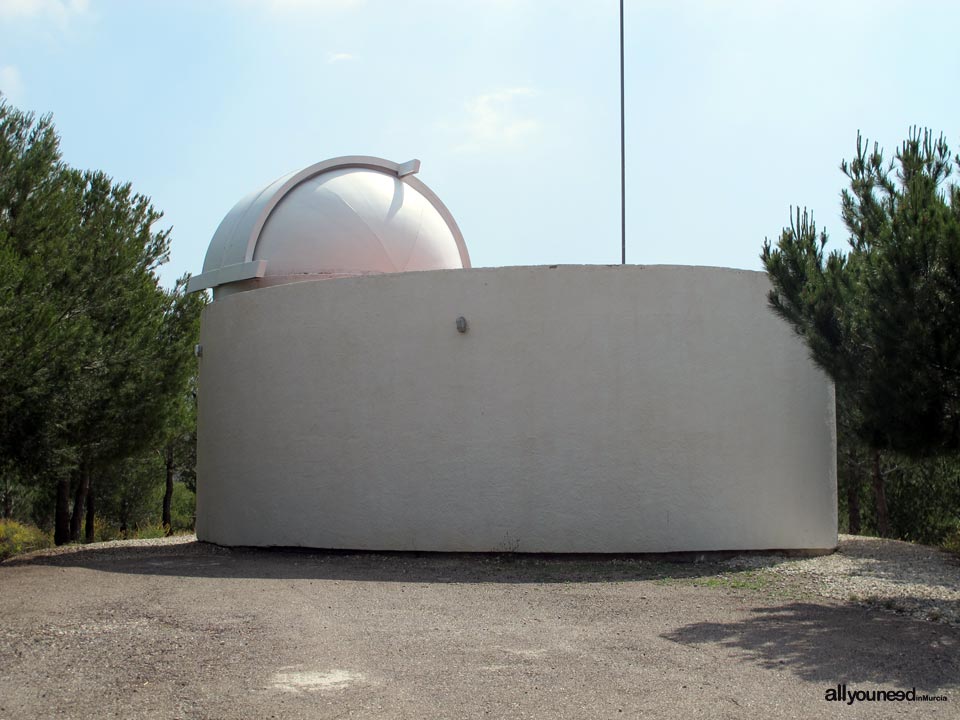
[1,536,958,719]
[724,534,960,626]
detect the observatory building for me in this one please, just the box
[190,156,837,553]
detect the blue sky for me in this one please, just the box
[1,0,958,287]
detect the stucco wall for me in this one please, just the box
[196,265,837,552]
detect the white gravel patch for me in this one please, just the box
[724,534,960,625]
[270,669,366,693]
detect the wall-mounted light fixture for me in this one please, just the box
[455,316,468,333]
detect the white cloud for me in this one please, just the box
[453,87,541,153]
[327,52,355,64]
[0,65,22,102]
[0,0,88,24]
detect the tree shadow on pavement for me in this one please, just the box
[662,602,960,694]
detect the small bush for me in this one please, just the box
[92,517,123,543]
[0,519,53,561]
[131,523,167,540]
[942,529,960,557]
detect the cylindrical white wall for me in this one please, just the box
[196,265,837,553]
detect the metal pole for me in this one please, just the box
[620,0,626,265]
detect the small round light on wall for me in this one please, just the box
[455,316,468,333]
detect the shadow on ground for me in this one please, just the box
[663,602,960,693]
[7,539,805,584]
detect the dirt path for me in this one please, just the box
[1,539,957,719]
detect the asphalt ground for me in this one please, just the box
[1,539,957,719]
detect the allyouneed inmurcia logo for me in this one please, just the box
[825,685,949,705]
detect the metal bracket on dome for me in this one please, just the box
[396,159,420,178]
[187,260,267,293]
[189,155,470,294]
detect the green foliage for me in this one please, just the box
[0,96,207,543]
[170,483,196,532]
[0,102,87,477]
[841,131,960,454]
[943,529,960,556]
[762,129,960,543]
[884,456,960,545]
[762,128,960,456]
[165,380,200,494]
[760,207,856,383]
[96,453,165,534]
[838,449,960,544]
[0,519,52,561]
[1,464,41,523]
[90,515,122,543]
[129,522,168,540]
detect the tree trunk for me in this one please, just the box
[1,474,11,519]
[872,449,889,537]
[162,443,174,536]
[54,476,71,545]
[70,468,90,542]
[845,462,861,535]
[84,480,95,543]
[119,499,128,539]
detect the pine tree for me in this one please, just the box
[761,129,960,536]
[0,97,206,543]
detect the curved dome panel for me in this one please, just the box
[254,168,464,275]
[187,156,469,295]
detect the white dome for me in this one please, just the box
[255,167,463,275]
[187,157,469,297]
